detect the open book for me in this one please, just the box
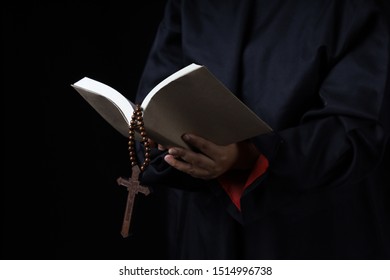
[71,63,272,149]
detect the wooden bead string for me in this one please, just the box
[128,104,151,171]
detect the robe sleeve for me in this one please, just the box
[241,1,390,223]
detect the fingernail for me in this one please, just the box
[182,134,190,141]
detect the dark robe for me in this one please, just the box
[133,0,390,259]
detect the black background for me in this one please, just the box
[2,1,168,259]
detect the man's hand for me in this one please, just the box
[163,134,260,180]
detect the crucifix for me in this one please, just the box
[117,165,150,238]
[117,103,151,238]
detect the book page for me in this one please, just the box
[71,77,135,137]
[141,66,272,148]
[141,63,203,109]
[72,64,273,148]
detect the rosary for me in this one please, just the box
[116,104,151,238]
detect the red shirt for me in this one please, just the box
[218,154,269,210]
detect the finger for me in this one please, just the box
[168,147,214,170]
[164,154,211,179]
[158,144,167,150]
[148,139,157,148]
[182,134,218,157]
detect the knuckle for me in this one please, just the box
[187,167,197,177]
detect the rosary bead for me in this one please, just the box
[128,104,150,172]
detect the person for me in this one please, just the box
[132,0,390,259]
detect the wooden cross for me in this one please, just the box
[116,165,150,238]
